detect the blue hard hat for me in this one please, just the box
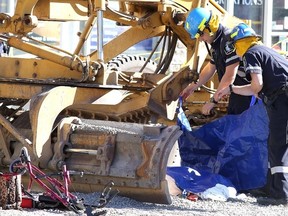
[230,23,259,42]
[185,7,211,39]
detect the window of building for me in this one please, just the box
[271,0,288,56]
[215,0,263,34]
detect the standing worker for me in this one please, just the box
[181,7,254,115]
[218,23,288,205]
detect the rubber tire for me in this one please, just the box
[107,55,157,73]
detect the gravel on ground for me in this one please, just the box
[0,192,287,216]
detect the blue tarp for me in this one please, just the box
[169,101,269,193]
[167,166,234,193]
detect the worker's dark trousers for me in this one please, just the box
[228,93,253,115]
[266,93,288,199]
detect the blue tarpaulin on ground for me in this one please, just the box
[170,101,269,193]
[167,166,235,193]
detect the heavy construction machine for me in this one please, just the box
[0,0,242,204]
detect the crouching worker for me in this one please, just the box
[217,23,288,206]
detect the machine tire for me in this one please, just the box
[107,55,157,73]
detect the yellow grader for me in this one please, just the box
[0,0,242,204]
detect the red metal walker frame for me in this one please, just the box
[9,147,119,215]
[9,147,85,213]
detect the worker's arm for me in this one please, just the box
[213,62,238,101]
[201,62,238,115]
[180,62,216,100]
[217,73,263,98]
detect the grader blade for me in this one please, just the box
[48,118,182,204]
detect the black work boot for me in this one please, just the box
[257,197,288,206]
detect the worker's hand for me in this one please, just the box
[213,91,221,102]
[180,85,195,100]
[201,102,215,115]
[217,86,230,100]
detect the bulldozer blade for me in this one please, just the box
[48,119,182,204]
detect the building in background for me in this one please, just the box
[0,0,287,57]
[217,0,288,56]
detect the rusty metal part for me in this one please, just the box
[187,108,220,126]
[48,118,182,204]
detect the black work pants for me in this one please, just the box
[266,93,288,199]
[228,93,254,115]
